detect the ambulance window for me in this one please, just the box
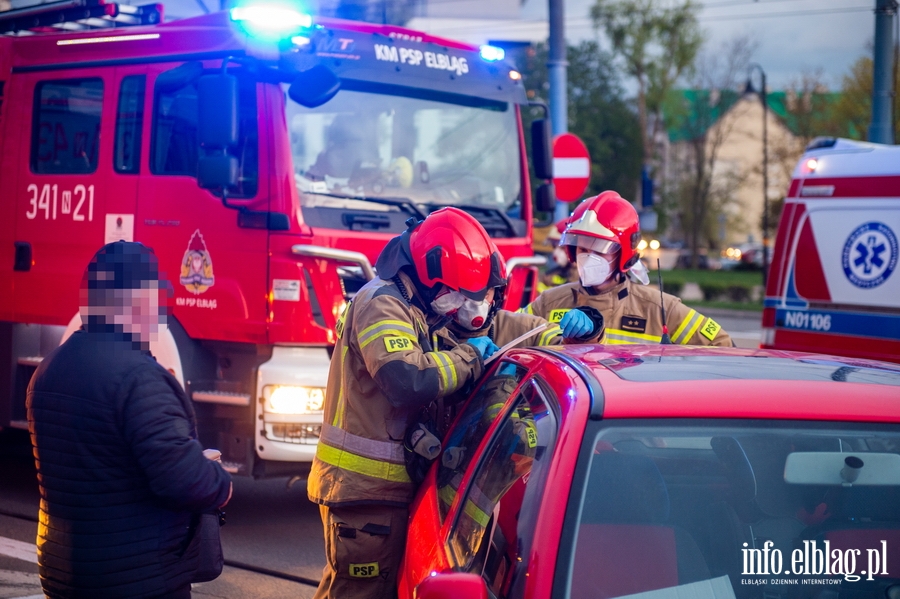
[151,70,258,197]
[31,78,103,174]
[114,75,145,174]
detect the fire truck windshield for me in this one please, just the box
[285,86,524,237]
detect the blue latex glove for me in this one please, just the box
[498,363,517,377]
[467,336,499,359]
[559,309,593,339]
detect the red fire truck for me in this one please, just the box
[0,1,553,478]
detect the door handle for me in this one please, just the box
[14,242,31,272]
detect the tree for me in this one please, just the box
[519,41,643,205]
[591,0,703,165]
[832,54,900,142]
[662,37,756,267]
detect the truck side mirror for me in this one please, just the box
[196,73,239,191]
[531,118,553,180]
[198,74,239,149]
[535,182,556,213]
[288,63,340,108]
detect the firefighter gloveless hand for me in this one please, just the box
[467,336,499,359]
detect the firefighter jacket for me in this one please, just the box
[308,271,485,508]
[522,278,733,346]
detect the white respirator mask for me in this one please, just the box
[430,289,466,316]
[454,298,492,331]
[576,252,614,287]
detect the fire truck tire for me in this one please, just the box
[61,313,186,386]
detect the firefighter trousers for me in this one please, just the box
[313,503,409,599]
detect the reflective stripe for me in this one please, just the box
[519,304,533,315]
[538,325,561,346]
[485,402,505,420]
[360,329,417,350]
[605,328,662,344]
[358,320,416,348]
[463,484,494,528]
[673,310,703,345]
[320,423,407,464]
[316,443,411,484]
[431,351,458,390]
[438,483,457,508]
[671,309,700,344]
[332,345,350,427]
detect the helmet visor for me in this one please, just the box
[559,232,621,256]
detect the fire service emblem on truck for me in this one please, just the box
[180,229,216,294]
[841,222,898,289]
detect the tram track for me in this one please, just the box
[0,508,320,588]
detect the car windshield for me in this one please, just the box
[284,86,523,236]
[569,421,900,599]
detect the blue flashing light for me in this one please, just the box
[479,45,505,62]
[230,5,313,38]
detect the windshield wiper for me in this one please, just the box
[306,191,427,220]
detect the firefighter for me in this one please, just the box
[539,219,578,290]
[522,191,733,346]
[308,207,515,599]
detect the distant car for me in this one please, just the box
[400,345,900,599]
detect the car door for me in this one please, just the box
[401,358,562,599]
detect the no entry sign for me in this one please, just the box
[552,133,591,202]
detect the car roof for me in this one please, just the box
[536,345,900,423]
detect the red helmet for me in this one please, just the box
[560,191,641,272]
[409,207,506,301]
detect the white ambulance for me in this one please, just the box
[762,138,900,364]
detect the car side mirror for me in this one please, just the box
[531,118,553,180]
[288,63,340,108]
[535,182,556,213]
[414,572,488,599]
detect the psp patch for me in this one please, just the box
[842,221,898,289]
[349,562,380,578]
[548,309,570,323]
[383,336,414,352]
[700,318,722,341]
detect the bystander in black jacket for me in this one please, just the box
[27,328,232,599]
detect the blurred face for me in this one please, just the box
[81,282,167,343]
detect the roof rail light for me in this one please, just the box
[230,5,312,37]
[479,45,505,62]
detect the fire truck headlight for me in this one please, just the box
[263,385,325,414]
[479,45,505,62]
[230,5,313,37]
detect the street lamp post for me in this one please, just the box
[745,63,768,288]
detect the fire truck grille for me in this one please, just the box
[268,424,322,444]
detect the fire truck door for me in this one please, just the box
[135,63,269,344]
[12,67,124,326]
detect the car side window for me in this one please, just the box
[151,68,258,197]
[446,377,559,599]
[31,78,103,174]
[437,362,529,524]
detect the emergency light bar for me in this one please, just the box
[229,4,312,38]
[479,45,505,62]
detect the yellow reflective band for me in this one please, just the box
[430,351,449,389]
[521,305,534,315]
[383,336,414,352]
[349,563,380,578]
[360,329,416,350]
[681,316,704,345]
[316,443,411,483]
[444,353,458,389]
[438,484,457,508]
[335,301,351,339]
[358,319,415,347]
[463,498,491,528]
[332,346,349,427]
[539,326,562,346]
[700,317,722,341]
[671,309,697,342]
[548,309,569,323]
[606,328,662,342]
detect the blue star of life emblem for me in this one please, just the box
[841,222,898,289]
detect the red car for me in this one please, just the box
[400,345,900,599]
